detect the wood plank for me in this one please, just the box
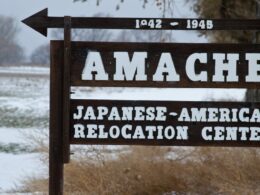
[67,41,260,88]
[70,100,260,147]
[49,41,64,195]
[23,10,260,31]
[62,16,71,164]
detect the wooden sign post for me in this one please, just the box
[49,40,64,195]
[22,8,260,195]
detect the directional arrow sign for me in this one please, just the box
[22,8,260,36]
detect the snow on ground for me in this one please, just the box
[0,127,43,144]
[0,65,247,192]
[0,1,248,193]
[0,68,49,192]
[0,153,45,192]
[0,127,46,192]
[0,66,49,75]
[0,96,49,117]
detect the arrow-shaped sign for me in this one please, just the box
[22,8,260,37]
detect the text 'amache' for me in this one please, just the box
[81,52,260,82]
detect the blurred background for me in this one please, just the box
[0,0,259,194]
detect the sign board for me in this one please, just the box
[69,41,260,88]
[71,100,260,147]
[22,9,260,195]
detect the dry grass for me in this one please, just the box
[18,138,260,195]
[183,148,260,195]
[62,147,188,195]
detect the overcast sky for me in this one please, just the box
[0,0,203,57]
[0,0,245,101]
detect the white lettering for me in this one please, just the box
[246,54,260,82]
[213,53,239,82]
[114,52,147,81]
[186,53,208,81]
[82,52,108,80]
[153,53,180,81]
[73,106,84,120]
[74,124,85,138]
[202,127,213,140]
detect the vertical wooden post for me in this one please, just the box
[256,0,260,100]
[49,41,64,195]
[63,16,71,163]
[245,1,260,102]
[256,0,260,42]
[49,16,71,195]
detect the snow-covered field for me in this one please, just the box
[0,66,246,193]
[0,67,49,192]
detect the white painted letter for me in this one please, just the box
[191,108,207,122]
[178,108,191,122]
[74,124,85,138]
[73,106,84,120]
[239,108,250,122]
[122,125,132,139]
[82,52,108,80]
[186,53,208,81]
[214,126,225,141]
[97,107,108,120]
[249,127,260,141]
[133,126,145,139]
[176,126,188,140]
[164,126,175,140]
[109,126,120,139]
[250,109,260,122]
[86,124,98,138]
[153,53,180,81]
[202,127,213,140]
[246,53,260,82]
[213,53,239,82]
[114,52,147,81]
[156,107,167,121]
[83,106,96,120]
[146,126,156,139]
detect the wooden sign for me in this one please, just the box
[22,9,260,195]
[71,100,260,147]
[67,41,260,88]
[22,8,260,36]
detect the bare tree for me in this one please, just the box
[116,29,173,42]
[192,0,258,101]
[71,1,176,42]
[192,0,256,43]
[30,44,50,66]
[0,16,24,65]
[52,13,113,42]
[73,0,175,17]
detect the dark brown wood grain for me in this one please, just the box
[62,16,71,164]
[36,8,260,194]
[70,100,260,147]
[22,9,260,35]
[62,18,260,30]
[49,41,64,195]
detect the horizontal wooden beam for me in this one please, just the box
[22,8,260,36]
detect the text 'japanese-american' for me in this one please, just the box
[70,100,260,146]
